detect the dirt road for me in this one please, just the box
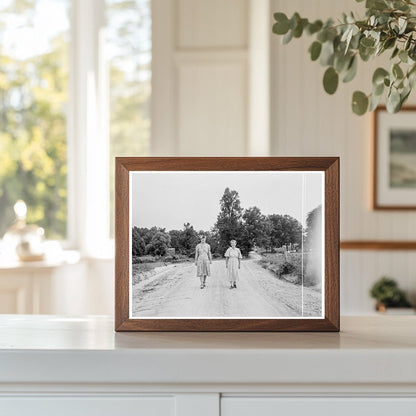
[132,259,321,318]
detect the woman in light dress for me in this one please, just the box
[225,239,242,289]
[195,235,212,289]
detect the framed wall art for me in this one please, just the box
[115,157,339,331]
[374,106,416,210]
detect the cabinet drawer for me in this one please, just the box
[0,396,175,416]
[221,397,416,416]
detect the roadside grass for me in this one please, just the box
[257,252,302,284]
[132,255,193,285]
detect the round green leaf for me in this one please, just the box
[360,37,375,48]
[293,18,308,38]
[372,68,389,86]
[320,41,335,66]
[273,13,290,35]
[307,20,323,35]
[384,37,396,50]
[342,56,357,83]
[309,41,322,61]
[359,44,375,62]
[323,67,339,95]
[373,82,385,96]
[317,30,328,43]
[352,91,369,115]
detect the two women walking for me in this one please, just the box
[195,236,242,290]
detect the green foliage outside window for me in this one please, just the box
[0,1,69,238]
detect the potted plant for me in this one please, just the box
[272,0,416,115]
[369,276,413,312]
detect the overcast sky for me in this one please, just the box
[131,171,323,231]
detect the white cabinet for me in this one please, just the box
[222,398,416,416]
[1,316,416,416]
[1,397,175,416]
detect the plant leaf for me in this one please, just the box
[320,40,335,66]
[369,92,383,111]
[352,91,369,115]
[393,63,404,79]
[398,16,407,34]
[372,67,389,86]
[391,47,399,59]
[282,29,293,44]
[273,13,290,35]
[323,67,339,94]
[307,20,323,35]
[399,49,408,63]
[386,87,401,113]
[309,41,322,61]
[342,56,357,82]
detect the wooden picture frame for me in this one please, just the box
[373,106,416,210]
[115,157,339,332]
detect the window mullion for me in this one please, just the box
[69,0,109,256]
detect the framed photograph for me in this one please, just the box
[374,106,416,209]
[115,157,339,332]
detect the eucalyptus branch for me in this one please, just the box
[272,0,416,115]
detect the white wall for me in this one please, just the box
[271,0,416,313]
[152,0,251,156]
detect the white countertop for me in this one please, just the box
[0,315,415,386]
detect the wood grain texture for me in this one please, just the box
[373,106,416,210]
[114,157,340,332]
[325,158,340,331]
[341,241,416,250]
[115,160,130,330]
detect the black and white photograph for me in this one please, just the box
[129,171,324,319]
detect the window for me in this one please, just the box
[0,0,70,239]
[0,0,151,251]
[106,0,151,237]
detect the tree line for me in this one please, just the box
[132,188,321,259]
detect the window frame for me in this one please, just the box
[67,0,111,257]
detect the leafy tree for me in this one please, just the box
[205,227,221,257]
[132,226,146,256]
[215,188,244,255]
[241,206,269,254]
[145,231,170,256]
[268,214,302,249]
[168,229,182,252]
[180,223,199,256]
[0,2,69,238]
[168,223,199,256]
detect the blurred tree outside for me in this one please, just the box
[0,0,70,238]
